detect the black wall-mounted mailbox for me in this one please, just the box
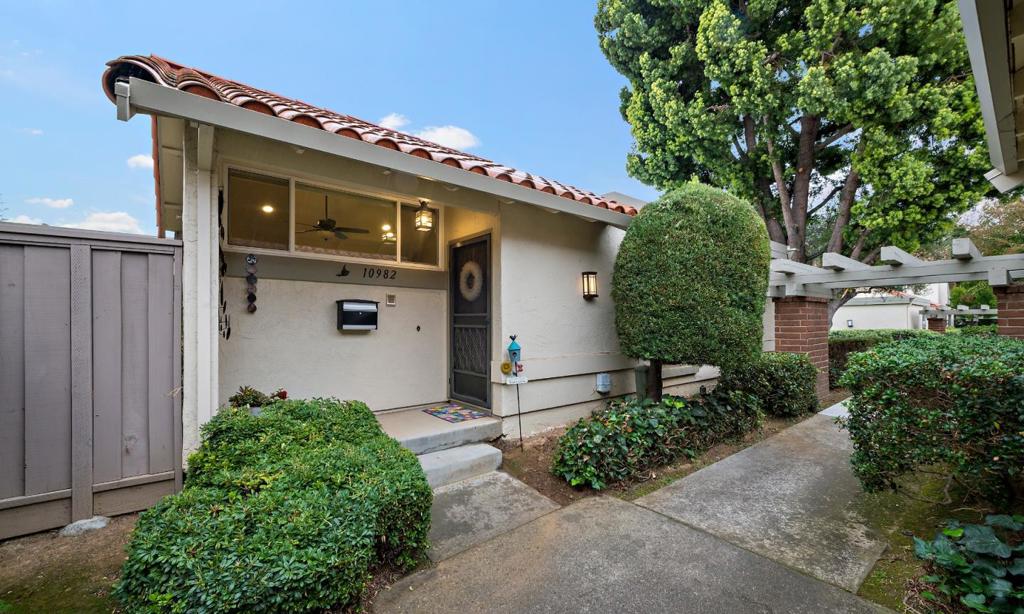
[337,300,379,331]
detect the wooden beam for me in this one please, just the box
[769,241,789,259]
[822,252,870,271]
[771,259,827,275]
[952,237,983,260]
[989,267,1012,286]
[879,246,921,266]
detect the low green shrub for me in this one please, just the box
[949,324,999,336]
[913,515,1024,612]
[114,398,431,613]
[828,328,935,388]
[719,352,818,416]
[227,385,286,408]
[551,388,763,490]
[841,335,1024,502]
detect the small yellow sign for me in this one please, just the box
[500,361,513,375]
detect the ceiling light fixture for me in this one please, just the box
[261,204,274,213]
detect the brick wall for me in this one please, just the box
[927,317,947,333]
[995,284,1024,339]
[773,296,830,399]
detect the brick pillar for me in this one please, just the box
[773,296,830,399]
[995,284,1024,339]
[927,317,947,333]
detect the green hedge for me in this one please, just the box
[612,183,770,373]
[949,324,999,336]
[841,335,1024,502]
[828,328,935,388]
[551,388,763,490]
[114,399,431,613]
[719,352,818,416]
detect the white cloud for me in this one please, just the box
[126,154,154,170]
[20,128,43,136]
[26,196,74,209]
[62,211,143,234]
[8,214,42,225]
[414,125,480,150]
[378,113,410,130]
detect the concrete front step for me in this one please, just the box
[418,444,502,489]
[378,409,502,455]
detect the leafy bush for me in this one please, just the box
[950,324,999,337]
[719,352,818,416]
[551,388,763,490]
[841,335,1024,502]
[828,328,935,388]
[227,385,287,408]
[612,183,770,375]
[114,398,431,613]
[913,515,1024,612]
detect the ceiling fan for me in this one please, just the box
[297,194,370,240]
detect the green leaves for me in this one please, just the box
[551,389,764,490]
[596,0,991,264]
[841,334,1024,501]
[914,516,1024,612]
[613,183,770,373]
[114,399,432,613]
[719,352,819,417]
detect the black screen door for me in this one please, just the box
[449,234,491,408]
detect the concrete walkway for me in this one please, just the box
[378,406,887,613]
[377,496,883,613]
[636,411,885,591]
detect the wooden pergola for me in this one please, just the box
[769,238,1024,299]
[766,238,1024,397]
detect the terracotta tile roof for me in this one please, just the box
[102,55,638,217]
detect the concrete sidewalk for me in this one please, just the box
[377,496,884,613]
[635,413,885,591]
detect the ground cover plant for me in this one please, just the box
[912,515,1024,612]
[113,398,431,613]
[841,335,1024,503]
[828,328,935,387]
[719,352,818,417]
[551,388,763,490]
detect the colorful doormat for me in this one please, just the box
[423,403,488,423]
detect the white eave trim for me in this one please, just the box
[117,77,634,229]
[959,0,1018,178]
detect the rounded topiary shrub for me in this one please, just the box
[719,352,818,416]
[613,183,770,374]
[114,399,432,613]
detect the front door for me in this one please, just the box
[449,234,491,408]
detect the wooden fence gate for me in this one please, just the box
[0,223,182,539]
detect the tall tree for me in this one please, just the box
[596,0,992,315]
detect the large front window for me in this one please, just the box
[225,168,442,267]
[295,183,397,261]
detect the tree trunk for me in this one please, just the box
[646,359,664,403]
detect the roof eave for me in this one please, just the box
[959,0,1019,189]
[116,77,634,229]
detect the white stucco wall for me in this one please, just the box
[831,302,924,330]
[219,277,447,409]
[492,202,717,436]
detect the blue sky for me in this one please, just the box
[0,1,658,235]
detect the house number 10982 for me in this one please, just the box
[362,267,397,280]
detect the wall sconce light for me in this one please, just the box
[414,199,434,232]
[582,271,598,299]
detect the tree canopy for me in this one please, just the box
[596,0,991,278]
[612,183,769,398]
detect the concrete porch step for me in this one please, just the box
[378,408,502,455]
[418,444,502,489]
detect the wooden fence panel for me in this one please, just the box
[0,224,182,540]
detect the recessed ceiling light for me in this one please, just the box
[261,204,274,213]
